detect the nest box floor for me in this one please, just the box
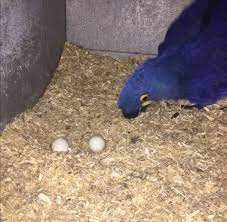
[1,43,227,222]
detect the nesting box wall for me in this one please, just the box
[0,0,65,130]
[66,0,192,56]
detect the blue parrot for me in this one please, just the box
[118,0,227,118]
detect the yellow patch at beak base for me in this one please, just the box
[142,101,152,107]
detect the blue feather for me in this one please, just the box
[183,0,227,104]
[118,0,227,118]
[158,0,215,54]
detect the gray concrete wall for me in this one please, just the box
[67,0,192,55]
[0,0,65,130]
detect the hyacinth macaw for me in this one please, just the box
[118,0,227,118]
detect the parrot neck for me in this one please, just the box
[152,49,188,100]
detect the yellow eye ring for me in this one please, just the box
[140,93,152,107]
[140,94,149,102]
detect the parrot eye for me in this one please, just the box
[140,93,149,102]
[140,93,152,107]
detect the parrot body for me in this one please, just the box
[118,0,227,118]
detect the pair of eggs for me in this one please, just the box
[51,135,105,153]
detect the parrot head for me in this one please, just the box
[118,57,183,118]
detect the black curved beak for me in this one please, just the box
[121,106,148,119]
[122,110,140,119]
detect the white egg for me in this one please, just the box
[51,137,69,153]
[89,135,105,152]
